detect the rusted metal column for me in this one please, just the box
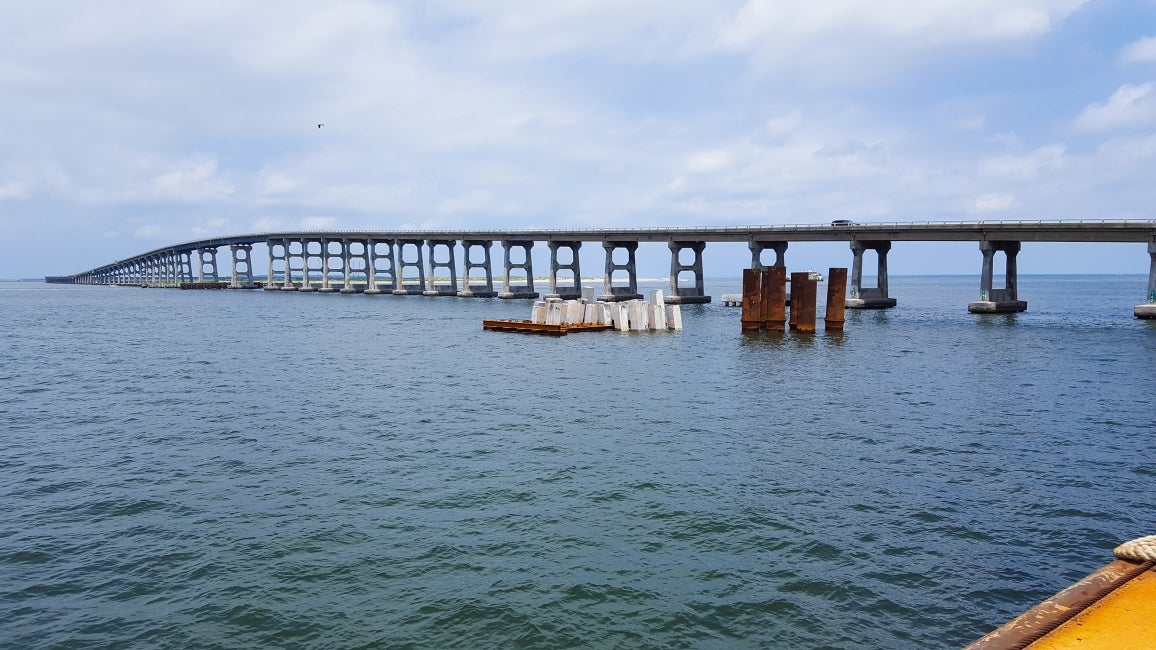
[790,272,817,333]
[741,268,762,332]
[761,266,787,332]
[825,267,847,332]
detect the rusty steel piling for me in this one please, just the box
[825,267,847,332]
[741,269,763,332]
[789,272,818,332]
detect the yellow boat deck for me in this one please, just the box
[969,536,1156,649]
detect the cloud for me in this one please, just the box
[971,192,1015,213]
[713,0,1088,78]
[1074,83,1156,131]
[150,156,233,202]
[979,145,1066,180]
[1120,35,1156,63]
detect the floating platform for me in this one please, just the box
[482,319,614,336]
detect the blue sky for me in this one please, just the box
[3,0,1156,279]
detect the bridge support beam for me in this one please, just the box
[266,238,287,290]
[342,239,369,293]
[1134,242,1156,318]
[749,240,788,270]
[599,240,643,302]
[298,239,320,292]
[364,239,391,294]
[424,240,459,296]
[546,241,582,300]
[968,241,1027,313]
[846,240,897,309]
[667,240,710,304]
[197,247,219,284]
[229,244,255,288]
[393,239,426,295]
[459,240,497,297]
[499,240,538,299]
[281,239,304,291]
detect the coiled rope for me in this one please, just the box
[1113,534,1156,563]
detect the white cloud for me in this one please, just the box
[1120,35,1156,63]
[971,192,1015,213]
[980,145,1066,180]
[1074,83,1156,131]
[150,156,233,202]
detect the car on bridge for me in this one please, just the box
[831,219,859,227]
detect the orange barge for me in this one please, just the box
[482,319,614,336]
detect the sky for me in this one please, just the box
[3,0,1156,279]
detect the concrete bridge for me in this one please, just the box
[44,220,1156,318]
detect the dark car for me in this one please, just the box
[831,219,858,226]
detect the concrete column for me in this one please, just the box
[598,240,643,302]
[339,238,355,294]
[846,240,897,309]
[265,238,283,290]
[196,247,219,283]
[368,239,396,294]
[317,239,334,293]
[298,239,319,292]
[393,239,426,295]
[1136,242,1156,318]
[498,240,538,299]
[667,240,710,304]
[749,240,788,270]
[281,239,301,291]
[968,241,1027,313]
[459,240,497,297]
[546,240,582,300]
[423,240,459,296]
[228,244,254,289]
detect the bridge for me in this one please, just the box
[44,220,1156,318]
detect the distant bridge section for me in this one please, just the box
[45,220,1156,317]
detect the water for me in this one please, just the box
[2,276,1155,649]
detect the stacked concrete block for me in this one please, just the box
[524,290,683,332]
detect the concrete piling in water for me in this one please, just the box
[789,272,817,333]
[825,267,847,332]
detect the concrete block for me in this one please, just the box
[651,302,667,330]
[530,301,547,324]
[582,286,596,302]
[650,289,666,308]
[615,302,630,331]
[565,300,585,325]
[1135,304,1156,319]
[583,304,599,324]
[545,301,565,325]
[666,305,683,331]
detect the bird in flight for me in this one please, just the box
[317,123,325,128]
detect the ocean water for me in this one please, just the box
[3,276,1155,649]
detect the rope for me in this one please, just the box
[1114,535,1156,563]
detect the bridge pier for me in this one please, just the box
[749,240,788,270]
[393,239,426,295]
[424,240,459,296]
[316,239,335,292]
[667,240,710,304]
[341,239,368,293]
[599,240,643,302]
[228,244,254,288]
[266,238,287,290]
[298,239,320,292]
[281,239,304,291]
[968,241,1027,313]
[1134,243,1156,319]
[459,240,497,297]
[846,240,897,309]
[546,241,582,299]
[499,240,538,299]
[196,247,219,284]
[368,239,393,294]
